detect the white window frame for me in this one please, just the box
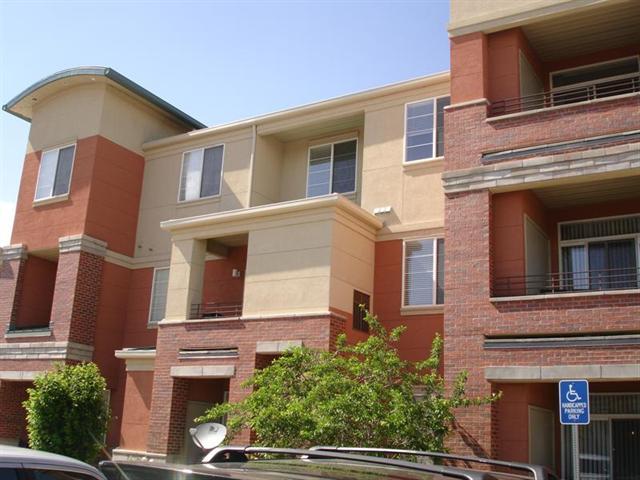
[402,237,444,307]
[403,95,449,164]
[33,143,76,201]
[549,55,640,97]
[148,267,170,326]
[177,144,225,203]
[305,137,358,198]
[557,214,640,289]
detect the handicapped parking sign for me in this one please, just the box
[559,379,590,425]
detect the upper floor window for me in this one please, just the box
[35,144,76,201]
[179,145,224,202]
[560,215,639,291]
[306,139,357,198]
[403,238,444,306]
[405,96,449,162]
[149,267,170,325]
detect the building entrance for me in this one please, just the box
[563,394,640,480]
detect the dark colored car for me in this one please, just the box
[100,446,558,480]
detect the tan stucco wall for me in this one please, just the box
[361,85,449,237]
[329,216,376,313]
[27,81,188,155]
[28,83,105,153]
[449,0,606,36]
[251,135,283,206]
[242,219,333,316]
[135,129,253,261]
[100,85,188,155]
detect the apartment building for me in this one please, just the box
[444,0,639,478]
[0,65,449,461]
[0,0,638,477]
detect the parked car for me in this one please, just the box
[100,446,559,480]
[0,445,107,480]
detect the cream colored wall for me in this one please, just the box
[100,85,188,155]
[135,129,253,261]
[27,81,188,155]
[449,0,602,36]
[251,135,283,206]
[361,85,449,237]
[28,83,106,153]
[329,216,376,314]
[242,219,333,316]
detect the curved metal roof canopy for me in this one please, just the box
[2,66,206,129]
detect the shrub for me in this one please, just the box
[23,362,110,463]
[198,311,497,450]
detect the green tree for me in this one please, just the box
[198,312,497,451]
[23,362,110,463]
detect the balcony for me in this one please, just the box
[189,302,243,320]
[493,267,640,298]
[489,73,640,117]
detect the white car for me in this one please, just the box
[0,445,106,480]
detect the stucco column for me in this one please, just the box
[165,238,206,321]
[0,245,27,333]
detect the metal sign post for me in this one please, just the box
[559,379,590,479]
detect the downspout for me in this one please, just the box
[246,123,257,208]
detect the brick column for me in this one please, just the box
[50,235,106,346]
[0,380,30,445]
[444,189,494,457]
[0,245,27,333]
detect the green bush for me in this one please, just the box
[23,362,110,463]
[198,311,498,451]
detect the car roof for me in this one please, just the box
[0,445,105,479]
[101,458,451,480]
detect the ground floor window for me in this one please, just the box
[562,393,640,480]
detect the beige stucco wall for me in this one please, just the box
[329,215,376,313]
[100,85,189,155]
[135,128,253,261]
[27,81,188,155]
[251,135,283,206]
[242,219,333,316]
[360,85,449,237]
[28,83,105,153]
[449,0,605,36]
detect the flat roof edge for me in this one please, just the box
[2,66,206,129]
[143,70,450,152]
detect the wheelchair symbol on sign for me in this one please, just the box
[566,383,582,402]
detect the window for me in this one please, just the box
[149,268,169,324]
[352,290,371,332]
[179,145,224,202]
[405,96,449,162]
[306,139,357,197]
[403,238,444,306]
[560,216,640,291]
[34,144,75,200]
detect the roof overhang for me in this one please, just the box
[2,66,205,129]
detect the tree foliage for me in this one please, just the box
[198,312,497,451]
[23,362,110,463]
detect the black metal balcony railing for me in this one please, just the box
[489,73,640,117]
[189,302,243,319]
[493,267,640,298]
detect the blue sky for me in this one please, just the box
[0,0,450,245]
